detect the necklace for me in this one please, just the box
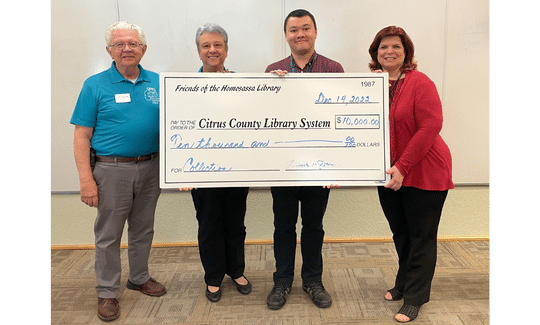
[388,72,403,166]
[389,72,403,94]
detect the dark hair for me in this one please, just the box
[368,26,417,73]
[284,9,317,33]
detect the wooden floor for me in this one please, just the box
[51,241,489,324]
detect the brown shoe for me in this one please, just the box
[126,278,167,297]
[97,298,119,322]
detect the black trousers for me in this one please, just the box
[191,187,249,287]
[270,186,330,285]
[377,186,448,306]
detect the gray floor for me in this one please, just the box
[51,241,489,324]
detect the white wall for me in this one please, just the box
[51,0,489,246]
[52,186,488,246]
[51,0,489,192]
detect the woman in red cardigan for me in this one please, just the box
[368,26,454,322]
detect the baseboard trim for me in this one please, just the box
[51,236,488,250]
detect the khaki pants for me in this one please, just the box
[92,157,161,298]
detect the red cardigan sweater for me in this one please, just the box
[391,70,454,191]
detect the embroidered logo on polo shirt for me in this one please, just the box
[144,87,159,104]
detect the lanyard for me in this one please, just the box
[390,72,403,95]
[290,53,317,73]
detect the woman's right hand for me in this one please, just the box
[384,166,404,191]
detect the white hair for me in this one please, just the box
[195,23,228,53]
[105,21,146,46]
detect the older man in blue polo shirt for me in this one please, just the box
[71,21,166,322]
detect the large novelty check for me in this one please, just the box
[160,73,390,188]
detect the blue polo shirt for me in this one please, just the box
[70,62,160,157]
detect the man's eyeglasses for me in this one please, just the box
[108,42,143,49]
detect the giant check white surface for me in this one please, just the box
[160,73,390,188]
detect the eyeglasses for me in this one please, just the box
[108,42,143,49]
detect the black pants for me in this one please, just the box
[191,187,249,286]
[378,186,448,306]
[271,186,330,285]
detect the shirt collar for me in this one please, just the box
[290,51,318,72]
[109,62,149,83]
[198,66,228,72]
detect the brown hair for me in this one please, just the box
[368,26,417,72]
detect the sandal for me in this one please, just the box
[395,304,420,322]
[385,288,403,301]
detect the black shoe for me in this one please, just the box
[396,304,421,322]
[232,276,252,295]
[205,286,221,302]
[302,281,332,308]
[266,283,292,310]
[385,287,403,301]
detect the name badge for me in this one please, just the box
[115,93,131,103]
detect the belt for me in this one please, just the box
[96,152,158,163]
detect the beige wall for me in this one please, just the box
[51,186,488,247]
